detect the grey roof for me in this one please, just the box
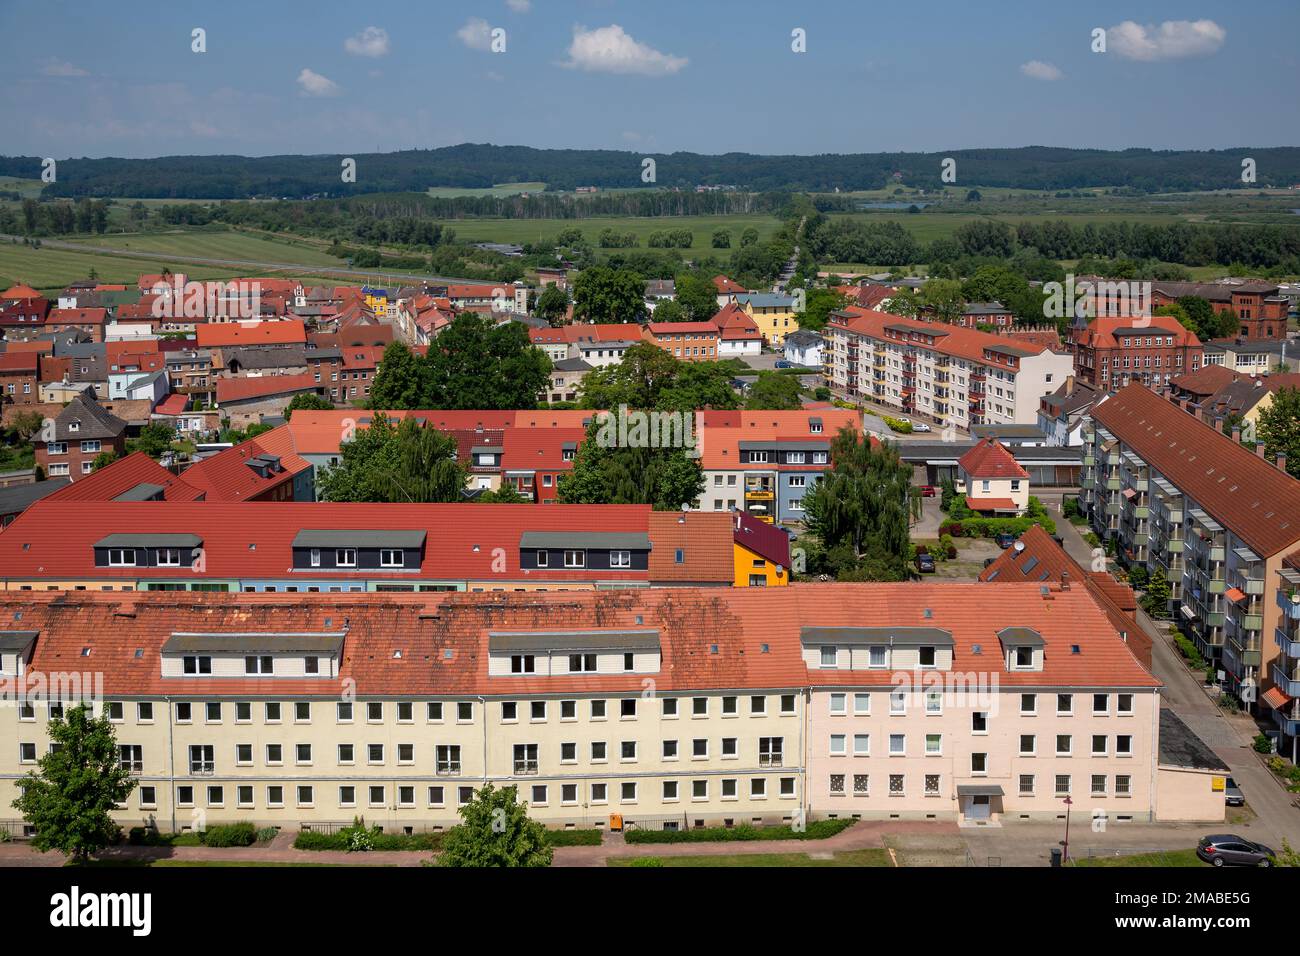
[962,301,1009,314]
[1158,708,1229,772]
[53,394,126,442]
[739,440,830,452]
[971,424,1045,441]
[519,531,651,551]
[895,443,1082,466]
[307,348,343,360]
[227,346,307,370]
[735,293,795,309]
[292,530,427,549]
[552,357,593,373]
[162,632,345,655]
[488,629,661,653]
[801,626,954,647]
[112,482,166,502]
[997,626,1044,647]
[955,784,1004,796]
[783,330,824,348]
[53,340,105,359]
[0,631,38,653]
[94,533,202,549]
[0,478,70,515]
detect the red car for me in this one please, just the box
[918,485,937,497]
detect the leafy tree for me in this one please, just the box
[571,265,647,324]
[284,392,334,420]
[802,428,917,580]
[966,189,982,202]
[12,704,136,862]
[649,298,687,322]
[1257,387,1300,480]
[657,363,741,413]
[91,451,119,471]
[132,421,176,458]
[369,341,431,410]
[740,227,760,247]
[558,420,704,510]
[534,284,570,322]
[799,287,849,332]
[317,414,467,502]
[673,273,720,322]
[473,482,528,503]
[578,343,738,412]
[437,783,553,868]
[1176,296,1215,339]
[1140,567,1171,618]
[7,409,44,440]
[711,230,731,249]
[745,371,803,410]
[920,278,965,323]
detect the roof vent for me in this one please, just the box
[972,644,982,655]
[443,649,454,659]
[710,644,719,654]
[393,650,403,659]
[1071,645,1081,655]
[922,608,932,619]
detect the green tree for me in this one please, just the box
[558,420,704,510]
[711,230,731,249]
[317,414,467,502]
[571,265,647,324]
[673,273,720,322]
[12,704,136,862]
[740,227,760,247]
[578,342,738,412]
[132,421,176,458]
[1176,296,1215,339]
[1257,387,1300,480]
[799,288,849,332]
[649,298,687,323]
[534,284,571,322]
[91,450,119,471]
[802,428,916,580]
[284,392,334,420]
[437,783,553,868]
[369,341,431,410]
[1140,567,1171,618]
[920,278,965,323]
[474,482,528,503]
[745,371,803,410]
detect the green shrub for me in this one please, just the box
[1256,734,1276,755]
[293,827,443,851]
[202,822,257,848]
[256,826,278,844]
[545,828,603,847]
[624,819,853,844]
[882,416,913,434]
[1084,532,1101,548]
[629,856,665,866]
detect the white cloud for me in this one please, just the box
[1107,19,1226,61]
[506,0,531,11]
[297,68,341,97]
[344,26,390,57]
[457,17,494,51]
[561,24,687,76]
[1019,60,1062,81]
[41,58,89,77]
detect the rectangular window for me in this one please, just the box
[610,550,631,568]
[335,549,357,567]
[379,549,403,568]
[563,549,585,568]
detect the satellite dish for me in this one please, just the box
[681,502,691,512]
[1014,541,1025,553]
[776,565,785,576]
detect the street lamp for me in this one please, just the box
[1061,795,1073,863]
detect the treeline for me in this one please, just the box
[7,144,1300,199]
[0,198,109,236]
[806,214,1300,270]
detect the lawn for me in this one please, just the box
[437,214,781,254]
[0,177,45,200]
[1069,848,1204,867]
[0,240,269,293]
[609,848,892,867]
[62,229,347,268]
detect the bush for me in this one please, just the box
[544,828,603,847]
[1255,734,1275,755]
[882,416,913,434]
[624,819,853,845]
[629,856,665,866]
[1084,532,1101,548]
[202,822,257,848]
[954,515,1056,539]
[256,826,279,844]
[293,828,442,851]
[1172,631,1206,670]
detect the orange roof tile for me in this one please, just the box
[958,437,1029,480]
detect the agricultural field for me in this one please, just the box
[0,240,251,293]
[425,181,546,198]
[438,213,782,253]
[0,177,44,199]
[61,229,347,268]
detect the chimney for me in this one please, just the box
[1232,425,1241,443]
[1280,453,1289,473]
[1256,442,1267,458]
[1061,570,1071,591]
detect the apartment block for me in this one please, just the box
[1081,384,1300,706]
[1069,314,1203,390]
[0,581,1212,836]
[825,308,1073,428]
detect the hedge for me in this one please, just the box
[201,822,257,848]
[293,829,443,851]
[940,515,1056,538]
[545,828,603,847]
[624,819,854,845]
[127,823,254,848]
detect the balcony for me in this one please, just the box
[1276,626,1300,659]
[1278,591,1300,619]
[1272,663,1300,698]
[1272,707,1300,736]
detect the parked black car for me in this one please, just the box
[995,532,1016,549]
[915,553,936,573]
[1196,834,1275,867]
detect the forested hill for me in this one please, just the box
[3,144,1299,199]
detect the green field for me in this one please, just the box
[0,241,255,292]
[1069,848,1204,867]
[441,213,782,253]
[0,177,44,199]
[63,229,347,267]
[609,848,892,867]
[426,181,547,198]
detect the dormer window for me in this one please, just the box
[536,551,549,568]
[563,549,585,569]
[1015,647,1033,669]
[610,550,631,569]
[918,646,936,668]
[820,646,837,668]
[157,548,181,567]
[510,654,535,674]
[310,549,321,567]
[335,549,357,568]
[379,549,403,568]
[108,549,136,567]
[183,655,212,675]
[68,421,79,432]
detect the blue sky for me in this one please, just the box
[1,0,1297,159]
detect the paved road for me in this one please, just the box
[1048,495,1300,851]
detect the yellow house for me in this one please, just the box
[733,511,791,587]
[362,286,390,317]
[736,293,800,347]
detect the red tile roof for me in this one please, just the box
[1,283,40,300]
[977,524,1150,670]
[216,373,318,405]
[0,352,38,373]
[646,511,736,582]
[713,276,746,295]
[830,307,1055,367]
[965,497,1019,512]
[1073,314,1200,351]
[1170,364,1238,397]
[1091,384,1300,557]
[41,451,204,503]
[499,427,585,473]
[958,437,1029,480]
[197,320,306,349]
[47,307,108,326]
[0,580,1159,698]
[647,321,720,336]
[712,303,762,341]
[179,433,309,501]
[153,393,190,416]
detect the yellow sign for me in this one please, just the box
[1211,776,1226,792]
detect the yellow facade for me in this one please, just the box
[741,302,800,347]
[734,543,788,587]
